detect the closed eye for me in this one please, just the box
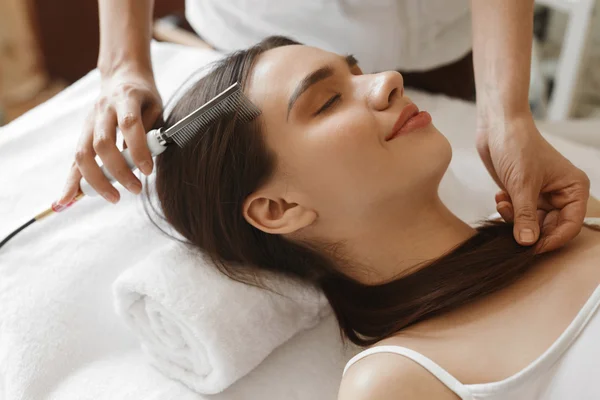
[314,94,341,116]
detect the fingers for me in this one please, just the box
[62,78,163,205]
[496,184,553,245]
[122,101,161,151]
[59,113,94,205]
[496,200,514,222]
[142,101,163,131]
[57,161,83,205]
[116,97,154,176]
[496,199,548,232]
[537,209,549,231]
[508,185,541,246]
[495,190,554,218]
[495,179,589,253]
[534,181,590,254]
[495,190,511,207]
[76,110,121,203]
[93,107,142,196]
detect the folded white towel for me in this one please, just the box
[112,241,332,395]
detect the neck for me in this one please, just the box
[341,196,477,285]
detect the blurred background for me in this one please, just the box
[0,0,598,126]
[0,0,186,126]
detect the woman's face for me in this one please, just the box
[244,45,452,237]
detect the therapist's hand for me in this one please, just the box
[476,112,590,253]
[58,66,163,205]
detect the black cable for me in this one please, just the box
[0,218,35,250]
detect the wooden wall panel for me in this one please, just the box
[0,0,48,102]
[32,0,185,83]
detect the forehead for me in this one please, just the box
[246,45,340,112]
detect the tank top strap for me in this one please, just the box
[343,345,474,400]
[585,217,600,227]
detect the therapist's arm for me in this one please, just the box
[471,0,590,253]
[58,0,163,206]
[97,0,155,78]
[471,0,533,124]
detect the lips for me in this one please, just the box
[386,103,431,141]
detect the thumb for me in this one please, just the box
[510,187,541,246]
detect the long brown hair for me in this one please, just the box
[143,36,597,348]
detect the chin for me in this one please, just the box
[422,125,452,159]
[436,135,453,175]
[419,131,452,185]
[388,127,452,192]
[439,133,453,165]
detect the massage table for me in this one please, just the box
[1,42,599,400]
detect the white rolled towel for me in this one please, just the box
[112,241,332,394]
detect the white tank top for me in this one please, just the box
[185,0,472,74]
[343,218,600,400]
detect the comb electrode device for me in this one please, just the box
[0,83,260,250]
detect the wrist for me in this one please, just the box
[476,102,533,133]
[476,82,532,125]
[97,51,153,80]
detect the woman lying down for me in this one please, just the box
[149,36,600,399]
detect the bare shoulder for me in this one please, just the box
[337,348,461,400]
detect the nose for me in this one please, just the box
[366,71,404,111]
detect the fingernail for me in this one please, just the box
[127,181,142,194]
[520,229,535,244]
[140,161,153,176]
[57,186,71,204]
[103,192,118,204]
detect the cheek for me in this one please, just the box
[292,113,388,201]
[387,127,452,186]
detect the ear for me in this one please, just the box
[243,192,317,234]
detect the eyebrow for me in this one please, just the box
[286,54,358,121]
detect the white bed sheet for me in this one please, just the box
[1,42,599,400]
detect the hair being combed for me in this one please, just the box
[143,36,598,348]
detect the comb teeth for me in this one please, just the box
[164,83,261,148]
